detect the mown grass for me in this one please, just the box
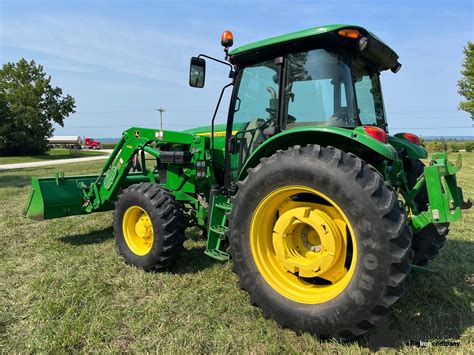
[0,149,106,165]
[0,154,472,353]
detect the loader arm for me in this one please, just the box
[25,127,212,220]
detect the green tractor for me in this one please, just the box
[26,24,471,338]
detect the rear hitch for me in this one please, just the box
[409,152,470,233]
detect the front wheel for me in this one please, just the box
[229,145,413,338]
[114,183,184,271]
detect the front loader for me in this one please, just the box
[25,24,471,338]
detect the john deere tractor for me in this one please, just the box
[26,24,471,338]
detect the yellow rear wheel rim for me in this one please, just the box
[122,206,154,256]
[250,186,357,304]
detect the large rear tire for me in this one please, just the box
[114,182,184,271]
[406,159,449,266]
[229,145,413,338]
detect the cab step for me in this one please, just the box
[209,225,229,237]
[204,249,230,261]
[215,202,232,211]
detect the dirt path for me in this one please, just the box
[0,150,113,171]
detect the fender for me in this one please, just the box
[237,126,398,181]
[388,135,428,160]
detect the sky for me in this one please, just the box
[0,0,473,138]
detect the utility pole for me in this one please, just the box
[157,108,165,130]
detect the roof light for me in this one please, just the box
[359,36,369,51]
[338,29,360,39]
[401,132,421,145]
[391,62,402,73]
[221,30,234,48]
[363,126,388,143]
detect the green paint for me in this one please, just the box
[237,125,398,181]
[389,134,428,160]
[229,24,398,58]
[230,24,358,56]
[410,153,466,232]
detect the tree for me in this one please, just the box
[0,59,75,155]
[457,41,474,119]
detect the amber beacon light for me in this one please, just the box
[221,30,234,48]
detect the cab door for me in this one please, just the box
[227,59,281,184]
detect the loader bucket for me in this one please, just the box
[25,173,104,220]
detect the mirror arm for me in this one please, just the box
[198,54,234,77]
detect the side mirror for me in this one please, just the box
[189,57,206,88]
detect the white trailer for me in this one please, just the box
[48,136,82,150]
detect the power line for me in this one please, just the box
[56,124,472,130]
[73,108,228,115]
[72,107,462,115]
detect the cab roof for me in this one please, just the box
[228,24,400,71]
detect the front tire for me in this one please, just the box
[229,145,413,337]
[114,183,184,271]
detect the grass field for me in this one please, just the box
[0,149,106,165]
[0,154,472,352]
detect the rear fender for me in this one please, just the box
[237,126,398,181]
[388,135,428,160]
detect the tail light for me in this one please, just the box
[401,132,421,145]
[363,126,388,143]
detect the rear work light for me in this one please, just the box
[401,132,421,145]
[363,126,388,143]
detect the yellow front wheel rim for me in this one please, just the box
[122,206,154,256]
[250,186,357,304]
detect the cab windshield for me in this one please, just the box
[232,48,386,132]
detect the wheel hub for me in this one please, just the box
[122,206,154,256]
[272,207,343,278]
[135,215,152,240]
[250,186,356,304]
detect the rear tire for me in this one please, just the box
[229,145,413,338]
[114,182,184,271]
[406,159,449,266]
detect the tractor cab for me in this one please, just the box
[189,25,402,178]
[229,47,388,158]
[216,25,401,179]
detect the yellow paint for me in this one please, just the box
[250,186,357,304]
[196,130,238,137]
[122,206,154,256]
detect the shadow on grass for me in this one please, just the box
[354,238,474,350]
[59,227,114,245]
[0,174,33,188]
[58,225,217,274]
[167,227,217,274]
[169,245,217,274]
